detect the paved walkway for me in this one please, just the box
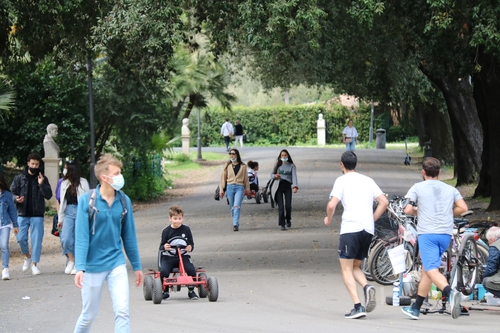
[1,147,497,332]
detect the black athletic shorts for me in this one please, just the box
[338,230,373,260]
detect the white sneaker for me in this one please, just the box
[31,265,41,275]
[22,258,32,272]
[71,267,77,275]
[65,261,75,275]
[2,268,10,280]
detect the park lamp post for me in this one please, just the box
[369,102,374,144]
[197,107,204,161]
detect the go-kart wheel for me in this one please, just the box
[255,191,261,204]
[143,275,153,301]
[263,191,269,203]
[157,250,162,271]
[198,273,208,298]
[152,277,163,304]
[207,276,219,302]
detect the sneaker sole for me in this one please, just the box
[345,312,366,319]
[365,286,376,313]
[401,307,419,320]
[450,291,461,319]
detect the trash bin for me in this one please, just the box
[376,129,386,149]
[424,141,432,158]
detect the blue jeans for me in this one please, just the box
[345,140,356,151]
[0,226,12,268]
[16,216,44,263]
[226,184,244,227]
[74,264,130,333]
[61,205,77,256]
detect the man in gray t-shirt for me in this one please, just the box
[401,158,468,320]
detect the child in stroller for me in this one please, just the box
[246,161,268,204]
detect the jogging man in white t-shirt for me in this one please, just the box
[324,151,388,319]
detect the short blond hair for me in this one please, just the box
[94,153,123,180]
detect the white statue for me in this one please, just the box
[182,118,190,135]
[43,123,60,158]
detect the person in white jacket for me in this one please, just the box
[58,160,89,274]
[220,118,234,152]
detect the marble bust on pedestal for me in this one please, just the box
[43,123,60,158]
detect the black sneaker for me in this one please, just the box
[188,290,199,300]
[162,291,170,300]
[233,226,239,231]
[345,306,366,319]
[286,220,291,228]
[364,284,376,312]
[280,225,286,231]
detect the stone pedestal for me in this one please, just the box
[181,118,191,156]
[42,157,61,207]
[317,113,326,146]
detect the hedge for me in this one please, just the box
[188,104,379,147]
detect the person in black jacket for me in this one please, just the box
[159,205,198,300]
[10,152,52,275]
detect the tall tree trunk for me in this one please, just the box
[474,51,500,211]
[424,103,454,166]
[425,74,483,185]
[414,102,427,148]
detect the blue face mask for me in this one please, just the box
[280,158,288,162]
[105,174,125,191]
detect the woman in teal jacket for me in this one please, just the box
[0,173,19,280]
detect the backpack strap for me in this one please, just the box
[88,189,128,230]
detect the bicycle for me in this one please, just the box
[368,196,418,285]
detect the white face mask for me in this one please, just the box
[105,174,125,191]
[63,169,67,176]
[230,158,237,162]
[280,158,288,162]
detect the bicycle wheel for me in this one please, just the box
[362,238,381,281]
[369,241,414,285]
[476,241,489,283]
[450,234,478,295]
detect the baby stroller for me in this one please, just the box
[264,178,276,208]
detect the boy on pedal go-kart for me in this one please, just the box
[159,205,198,300]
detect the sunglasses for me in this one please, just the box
[229,152,236,155]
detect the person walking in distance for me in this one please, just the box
[234,120,245,148]
[58,160,89,275]
[342,120,358,151]
[10,152,52,275]
[324,151,388,319]
[73,154,143,333]
[218,149,250,232]
[220,118,234,152]
[0,173,19,280]
[401,157,468,320]
[270,149,298,230]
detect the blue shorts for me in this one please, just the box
[418,234,452,271]
[338,230,373,260]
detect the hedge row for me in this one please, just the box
[188,104,374,147]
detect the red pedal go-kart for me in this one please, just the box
[143,244,219,304]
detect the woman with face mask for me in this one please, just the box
[58,160,89,274]
[218,149,250,232]
[270,149,299,230]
